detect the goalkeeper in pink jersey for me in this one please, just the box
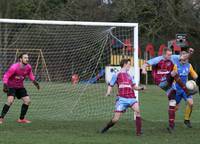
[0,53,40,124]
[100,59,145,136]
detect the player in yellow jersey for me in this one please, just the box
[173,51,198,128]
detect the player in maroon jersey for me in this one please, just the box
[142,47,193,133]
[101,59,145,136]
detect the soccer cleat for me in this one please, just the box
[167,126,175,134]
[136,131,143,136]
[100,128,108,133]
[100,120,115,134]
[0,118,4,124]
[17,118,31,124]
[184,120,192,128]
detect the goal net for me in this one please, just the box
[0,19,139,121]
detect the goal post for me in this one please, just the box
[0,18,139,120]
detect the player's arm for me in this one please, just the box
[173,64,178,72]
[189,64,199,94]
[171,55,180,65]
[133,84,146,91]
[141,63,150,74]
[2,65,16,92]
[189,64,198,80]
[141,56,162,74]
[105,74,117,96]
[33,80,40,90]
[131,76,145,91]
[28,66,40,90]
[173,64,178,75]
[106,86,112,97]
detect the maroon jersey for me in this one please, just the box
[116,71,136,98]
[152,59,174,85]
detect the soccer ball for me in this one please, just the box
[186,80,197,91]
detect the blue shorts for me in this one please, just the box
[176,91,192,104]
[159,79,171,92]
[115,96,138,113]
[158,80,176,98]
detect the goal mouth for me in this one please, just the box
[0,19,139,120]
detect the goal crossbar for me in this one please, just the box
[0,18,138,27]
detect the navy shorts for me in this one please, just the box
[7,88,29,99]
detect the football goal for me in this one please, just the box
[0,19,139,121]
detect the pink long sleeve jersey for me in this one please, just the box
[3,63,35,88]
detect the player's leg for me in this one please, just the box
[167,88,176,133]
[101,97,126,133]
[131,102,142,136]
[175,104,179,112]
[158,75,174,92]
[170,71,189,94]
[183,95,193,128]
[101,112,123,133]
[0,88,16,124]
[158,78,171,91]
[17,88,31,123]
[184,98,193,121]
[158,76,177,131]
[175,92,183,112]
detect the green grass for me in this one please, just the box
[0,83,200,144]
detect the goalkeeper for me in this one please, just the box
[0,53,40,124]
[173,51,198,128]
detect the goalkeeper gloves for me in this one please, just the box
[33,80,40,90]
[3,84,8,93]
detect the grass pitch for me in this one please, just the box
[0,83,200,144]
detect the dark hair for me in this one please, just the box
[181,46,189,51]
[163,47,172,55]
[18,53,28,59]
[120,58,131,68]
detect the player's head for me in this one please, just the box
[19,53,29,65]
[180,51,189,64]
[120,58,131,71]
[163,47,172,60]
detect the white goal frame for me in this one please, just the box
[0,18,139,98]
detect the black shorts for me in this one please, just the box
[7,88,29,99]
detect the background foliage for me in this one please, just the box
[0,0,199,68]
